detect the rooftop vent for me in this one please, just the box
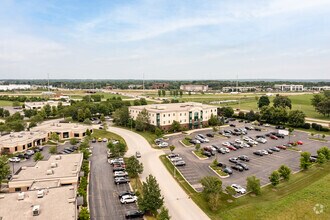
[50,162,57,168]
[55,155,61,160]
[46,169,54,175]
[18,192,25,200]
[32,205,40,216]
[37,190,45,198]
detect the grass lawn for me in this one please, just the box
[160,153,330,220]
[91,129,126,144]
[193,150,208,159]
[181,138,193,146]
[210,165,229,177]
[0,100,14,107]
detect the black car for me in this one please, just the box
[253,151,264,156]
[189,139,199,144]
[217,162,227,168]
[309,157,317,162]
[265,133,271,137]
[266,149,273,154]
[229,124,236,127]
[256,135,265,138]
[238,119,244,122]
[254,127,262,131]
[270,147,280,152]
[231,165,244,172]
[275,133,285,138]
[64,147,74,153]
[125,210,144,219]
[229,157,238,163]
[202,150,212,157]
[275,125,285,129]
[119,191,135,199]
[233,143,242,149]
[206,133,214,137]
[232,131,241,136]
[62,149,72,154]
[238,155,250,162]
[245,126,251,130]
[218,148,226,154]
[113,167,126,172]
[223,130,232,134]
[223,167,233,174]
[23,153,31,159]
[17,153,25,159]
[236,162,249,170]
[71,145,78,150]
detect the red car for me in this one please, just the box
[277,145,287,150]
[297,141,303,145]
[226,145,237,151]
[270,135,278,140]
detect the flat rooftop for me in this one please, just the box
[130,102,216,112]
[10,153,83,183]
[0,186,77,220]
[0,131,48,147]
[31,120,92,133]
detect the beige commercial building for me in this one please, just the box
[180,84,208,92]
[274,84,304,91]
[222,86,258,92]
[0,185,78,220]
[129,102,217,130]
[0,120,92,154]
[24,100,70,110]
[8,153,83,193]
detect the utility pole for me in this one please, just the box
[236,74,238,92]
[47,73,50,92]
[142,73,145,91]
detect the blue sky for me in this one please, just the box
[0,0,330,79]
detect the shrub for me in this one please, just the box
[302,123,310,129]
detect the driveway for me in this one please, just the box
[107,126,210,220]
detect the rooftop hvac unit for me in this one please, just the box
[46,169,54,175]
[37,190,45,198]
[21,166,27,170]
[55,155,61,160]
[67,198,75,203]
[50,162,57,168]
[32,205,40,216]
[18,192,25,200]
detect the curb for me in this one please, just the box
[208,166,229,179]
[87,161,91,211]
[179,140,193,148]
[191,151,209,160]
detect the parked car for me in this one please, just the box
[256,135,266,139]
[17,154,25,159]
[275,125,285,129]
[229,157,239,164]
[297,140,303,145]
[120,195,138,204]
[9,157,20,163]
[222,142,231,147]
[135,151,141,158]
[264,123,270,127]
[203,146,216,155]
[309,156,318,162]
[231,164,244,172]
[238,155,250,162]
[274,133,285,138]
[173,160,186,166]
[125,210,144,219]
[260,149,269,155]
[158,142,169,148]
[253,150,264,156]
[98,138,102,142]
[114,171,128,178]
[235,139,243,144]
[266,149,273,154]
[231,184,246,194]
[227,145,237,151]
[254,127,262,131]
[103,138,108,142]
[277,145,287,150]
[270,135,278,140]
[110,158,124,165]
[202,150,212,157]
[220,147,230,154]
[270,147,280,152]
[170,157,183,162]
[114,177,130,185]
[223,167,233,174]
[217,162,226,168]
[92,138,96,143]
[256,138,267,144]
[154,138,164,145]
[236,162,249,170]
[189,139,201,144]
[118,191,135,199]
[229,124,236,127]
[26,150,35,156]
[167,153,180,158]
[113,167,126,172]
[222,133,232,138]
[206,133,214,137]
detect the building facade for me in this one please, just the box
[274,84,304,91]
[24,100,70,110]
[129,102,217,130]
[151,82,170,89]
[222,86,258,92]
[180,84,208,92]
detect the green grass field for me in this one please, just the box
[160,154,330,220]
[0,100,14,107]
[91,129,126,144]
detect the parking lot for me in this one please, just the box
[89,142,141,220]
[168,121,330,192]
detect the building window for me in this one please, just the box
[180,120,182,123]
[168,114,170,117]
[15,188,21,192]
[163,114,165,117]
[184,113,186,116]
[173,113,175,116]
[163,121,165,125]
[15,146,18,151]
[74,133,79,137]
[184,119,186,122]
[63,132,69,139]
[168,120,170,124]
[23,145,26,150]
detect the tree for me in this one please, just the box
[219,107,234,118]
[126,156,144,178]
[135,109,150,131]
[317,147,330,160]
[140,98,147,105]
[43,104,52,118]
[155,127,163,137]
[138,175,164,215]
[78,109,85,122]
[225,185,236,197]
[84,108,92,119]
[179,90,183,97]
[161,90,166,97]
[33,152,44,161]
[246,176,261,195]
[50,132,60,142]
[208,114,218,126]
[70,138,78,145]
[269,170,280,186]
[258,96,270,108]
[81,148,91,160]
[158,90,161,97]
[12,101,21,107]
[169,120,181,132]
[169,145,175,153]
[0,155,10,185]
[288,128,294,144]
[51,106,58,117]
[288,110,305,127]
[113,107,130,126]
[78,207,90,220]
[39,109,47,119]
[311,92,330,117]
[49,146,57,154]
[157,206,170,220]
[278,165,291,180]
[195,143,201,151]
[273,95,292,109]
[200,176,222,210]
[246,110,256,121]
[300,152,312,170]
[86,129,92,136]
[317,153,326,165]
[238,111,245,119]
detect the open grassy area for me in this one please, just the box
[91,129,126,144]
[210,165,229,177]
[0,100,14,107]
[160,153,330,220]
[193,150,208,159]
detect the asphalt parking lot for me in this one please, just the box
[89,142,141,220]
[168,121,330,191]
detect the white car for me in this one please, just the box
[260,149,269,155]
[235,139,243,144]
[110,158,124,164]
[231,184,246,194]
[26,150,35,156]
[171,157,183,162]
[248,140,258,145]
[9,157,20,163]
[256,138,267,144]
[264,124,270,127]
[241,143,250,148]
[243,136,251,141]
[222,142,231,147]
[114,171,128,177]
[120,195,138,204]
[158,142,169,148]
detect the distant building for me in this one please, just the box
[180,84,208,92]
[129,102,217,130]
[274,84,304,91]
[128,84,143,89]
[0,84,31,91]
[8,153,83,192]
[309,86,330,91]
[151,82,169,89]
[24,100,70,110]
[222,86,258,92]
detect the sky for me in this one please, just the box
[0,0,330,80]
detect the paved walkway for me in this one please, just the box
[107,126,210,220]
